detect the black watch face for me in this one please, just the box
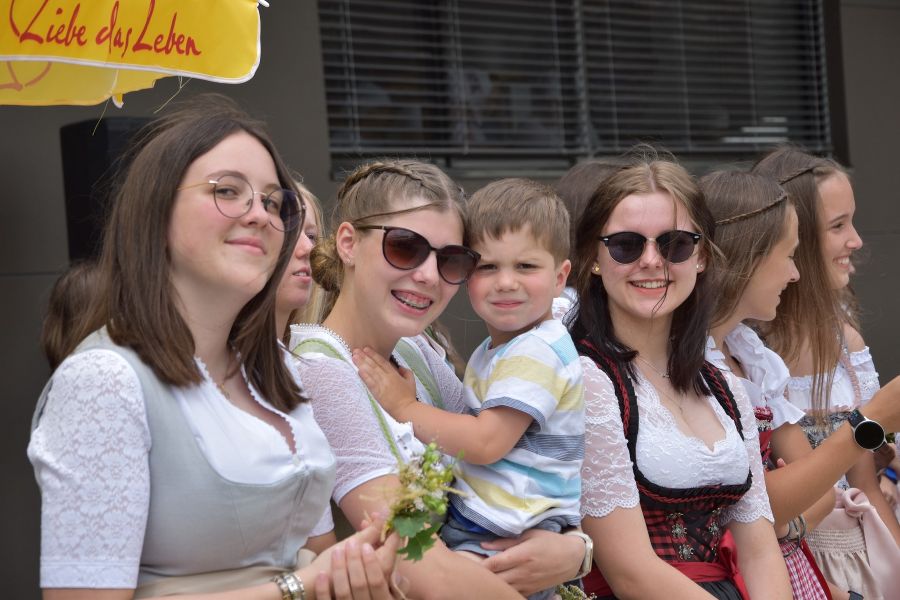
[855,420,885,449]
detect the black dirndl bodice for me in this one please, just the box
[577,341,752,564]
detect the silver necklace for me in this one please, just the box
[636,354,670,379]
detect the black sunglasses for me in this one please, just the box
[355,225,481,284]
[599,230,702,265]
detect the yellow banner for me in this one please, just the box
[0,0,261,105]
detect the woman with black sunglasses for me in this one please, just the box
[291,159,590,599]
[560,154,791,599]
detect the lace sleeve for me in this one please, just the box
[27,350,151,589]
[297,355,399,504]
[721,372,774,525]
[409,335,466,414]
[580,357,640,518]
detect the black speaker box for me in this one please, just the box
[59,117,150,261]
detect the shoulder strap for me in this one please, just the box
[574,339,638,456]
[701,361,745,440]
[294,337,402,461]
[394,338,444,410]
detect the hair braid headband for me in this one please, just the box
[715,190,788,226]
[340,161,426,196]
[778,165,816,185]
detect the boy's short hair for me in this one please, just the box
[467,178,570,263]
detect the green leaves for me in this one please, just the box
[385,442,462,561]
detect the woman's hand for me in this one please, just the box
[352,348,418,420]
[301,514,403,599]
[480,528,583,596]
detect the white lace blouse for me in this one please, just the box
[291,325,468,504]
[580,356,774,525]
[705,324,806,429]
[27,349,334,589]
[785,347,880,412]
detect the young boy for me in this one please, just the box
[354,179,585,597]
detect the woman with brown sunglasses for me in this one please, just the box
[291,159,590,599]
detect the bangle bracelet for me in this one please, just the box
[272,574,292,600]
[564,530,594,579]
[272,572,306,600]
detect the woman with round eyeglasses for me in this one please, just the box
[291,159,591,599]
[28,95,400,600]
[559,155,791,599]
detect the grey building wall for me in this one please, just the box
[1,2,897,596]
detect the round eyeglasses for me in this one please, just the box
[178,174,303,232]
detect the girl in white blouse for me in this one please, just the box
[753,147,900,597]
[564,155,791,599]
[704,169,900,600]
[29,95,398,600]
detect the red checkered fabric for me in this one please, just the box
[782,539,830,599]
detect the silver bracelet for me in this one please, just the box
[284,572,306,600]
[272,572,306,600]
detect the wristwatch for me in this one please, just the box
[565,530,594,579]
[848,409,887,451]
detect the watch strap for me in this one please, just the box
[565,530,594,579]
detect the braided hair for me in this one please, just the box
[310,160,466,295]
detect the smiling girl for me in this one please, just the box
[753,147,900,598]
[29,96,398,600]
[565,156,790,599]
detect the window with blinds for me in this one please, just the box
[319,0,833,168]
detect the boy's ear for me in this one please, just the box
[556,259,572,294]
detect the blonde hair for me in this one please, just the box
[467,178,570,264]
[701,170,791,331]
[310,160,466,294]
[283,182,328,343]
[752,146,851,414]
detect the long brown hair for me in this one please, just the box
[701,170,791,330]
[751,146,850,414]
[569,152,718,395]
[69,94,304,411]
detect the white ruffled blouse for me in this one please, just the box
[705,324,806,429]
[785,346,881,412]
